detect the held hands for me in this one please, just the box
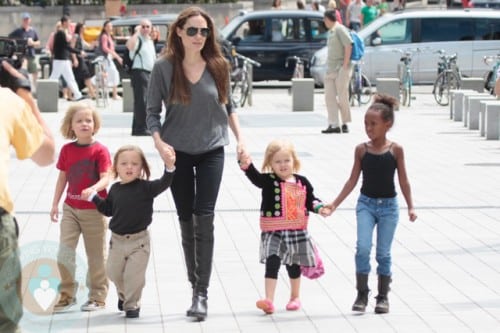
[80,187,96,202]
[237,151,251,170]
[161,145,176,170]
[318,206,332,217]
[154,139,176,170]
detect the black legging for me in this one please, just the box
[170,147,225,220]
[265,254,301,279]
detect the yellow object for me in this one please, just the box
[83,26,101,43]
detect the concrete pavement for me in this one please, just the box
[9,85,500,333]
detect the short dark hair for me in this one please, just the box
[60,15,69,24]
[324,9,337,22]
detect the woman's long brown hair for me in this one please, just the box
[164,6,230,105]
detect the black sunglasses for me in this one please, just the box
[185,27,210,37]
[141,25,151,28]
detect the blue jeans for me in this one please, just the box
[170,147,225,220]
[355,194,399,276]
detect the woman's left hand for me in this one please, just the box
[236,141,248,163]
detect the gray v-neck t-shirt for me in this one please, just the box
[146,58,234,155]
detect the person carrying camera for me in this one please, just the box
[0,60,55,333]
[8,12,41,90]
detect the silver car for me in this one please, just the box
[310,9,500,86]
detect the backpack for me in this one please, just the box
[122,37,143,73]
[350,30,365,61]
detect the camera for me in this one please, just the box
[0,37,30,91]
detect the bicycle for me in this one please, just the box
[393,48,416,107]
[432,49,462,106]
[349,60,372,106]
[91,56,109,108]
[483,54,500,95]
[230,50,261,108]
[285,55,309,79]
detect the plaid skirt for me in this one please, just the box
[260,230,316,267]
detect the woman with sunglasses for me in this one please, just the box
[146,6,247,321]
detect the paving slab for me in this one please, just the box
[8,85,500,333]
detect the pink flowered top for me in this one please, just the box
[242,163,324,232]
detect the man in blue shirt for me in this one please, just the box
[9,13,41,89]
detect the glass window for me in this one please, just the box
[377,19,412,45]
[234,19,266,43]
[421,18,474,42]
[271,18,286,41]
[475,19,500,40]
[311,18,328,40]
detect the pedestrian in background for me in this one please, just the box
[0,61,55,333]
[9,12,41,90]
[321,9,353,134]
[98,20,122,100]
[126,19,156,136]
[346,0,365,31]
[50,104,111,313]
[146,6,247,321]
[272,0,283,9]
[73,22,96,99]
[83,145,175,319]
[326,94,417,314]
[361,0,379,27]
[238,139,330,315]
[49,16,84,101]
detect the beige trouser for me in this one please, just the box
[107,230,150,311]
[57,204,108,303]
[324,65,353,127]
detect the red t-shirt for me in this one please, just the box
[56,141,111,209]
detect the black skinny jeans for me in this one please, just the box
[170,147,225,220]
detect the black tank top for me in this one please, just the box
[360,143,397,198]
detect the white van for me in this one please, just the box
[310,9,500,85]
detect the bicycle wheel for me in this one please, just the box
[401,75,409,107]
[359,74,372,105]
[349,71,361,106]
[348,78,355,106]
[433,71,447,105]
[232,69,248,107]
[433,71,459,106]
[239,70,250,107]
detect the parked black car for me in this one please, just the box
[220,10,328,81]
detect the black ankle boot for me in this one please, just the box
[374,275,391,314]
[352,273,370,312]
[187,293,208,321]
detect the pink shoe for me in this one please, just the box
[256,299,275,314]
[286,298,301,311]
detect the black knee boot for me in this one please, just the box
[374,275,391,314]
[179,219,196,316]
[187,214,214,321]
[352,273,370,312]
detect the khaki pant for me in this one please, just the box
[107,230,150,311]
[0,213,22,333]
[57,204,108,303]
[324,65,353,127]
